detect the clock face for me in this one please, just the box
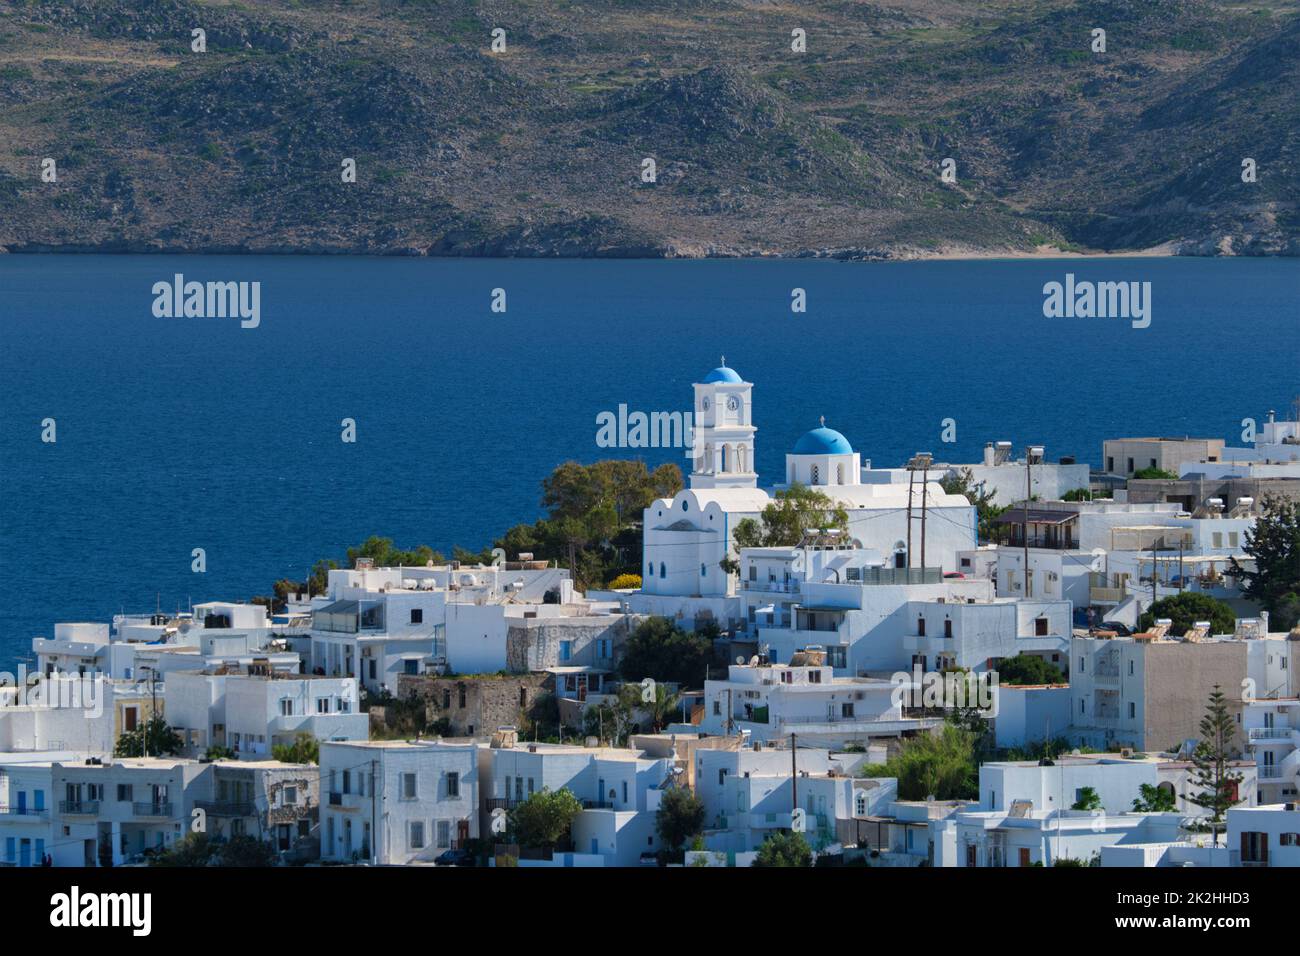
[727,396,740,411]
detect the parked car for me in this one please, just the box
[435,847,475,867]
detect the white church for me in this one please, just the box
[630,360,977,628]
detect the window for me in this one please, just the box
[659,563,666,578]
[808,670,822,684]
[749,565,757,581]
[446,772,459,798]
[459,686,467,708]
[854,791,867,815]
[944,619,953,639]
[1213,532,1223,549]
[1019,848,1031,867]
[342,770,351,794]
[559,641,572,662]
[280,698,294,717]
[283,786,298,805]
[437,821,450,849]
[1229,532,1239,548]
[811,465,820,484]
[701,563,707,578]
[1079,656,1086,672]
[1080,699,1086,714]
[827,646,847,669]
[841,702,855,718]
[316,697,330,714]
[116,784,133,802]
[402,773,417,800]
[1128,702,1136,718]
[87,784,103,801]
[1107,457,1114,472]
[1035,617,1049,636]
[410,608,423,624]
[712,700,721,716]
[442,688,451,709]
[622,781,628,804]
[718,769,727,786]
[409,822,425,850]
[836,464,844,484]
[917,617,926,637]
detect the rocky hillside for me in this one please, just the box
[0,0,1295,257]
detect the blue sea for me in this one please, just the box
[0,255,1296,667]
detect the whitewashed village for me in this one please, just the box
[5,362,1300,870]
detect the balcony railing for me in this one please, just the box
[1258,766,1284,779]
[1249,727,1290,740]
[58,800,99,815]
[0,807,49,819]
[742,580,800,594]
[133,802,174,817]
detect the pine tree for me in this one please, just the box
[1185,685,1244,842]
[1232,496,1300,628]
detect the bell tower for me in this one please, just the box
[689,357,757,489]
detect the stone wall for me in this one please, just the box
[397,673,551,737]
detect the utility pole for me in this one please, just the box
[1024,446,1043,598]
[920,460,930,572]
[906,454,933,576]
[790,732,798,816]
[905,469,915,569]
[1151,540,1158,608]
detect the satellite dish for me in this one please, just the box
[736,656,746,665]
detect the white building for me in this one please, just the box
[479,734,673,866]
[695,745,887,855]
[310,562,574,691]
[51,756,209,866]
[1228,803,1300,867]
[634,362,976,629]
[699,659,938,747]
[166,664,366,756]
[318,739,478,865]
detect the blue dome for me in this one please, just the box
[703,365,743,384]
[792,426,853,456]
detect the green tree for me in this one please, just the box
[995,654,1066,686]
[1061,488,1093,502]
[860,724,980,801]
[1137,591,1236,636]
[656,787,706,858]
[1233,496,1300,629]
[1132,783,1178,813]
[618,617,714,687]
[205,744,236,761]
[509,787,584,850]
[114,716,183,757]
[271,732,319,765]
[941,468,1010,542]
[150,833,277,867]
[753,830,813,868]
[1185,685,1244,840]
[730,483,849,550]
[1071,786,1102,811]
[641,681,682,733]
[149,832,213,867]
[1132,467,1179,480]
[583,685,638,746]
